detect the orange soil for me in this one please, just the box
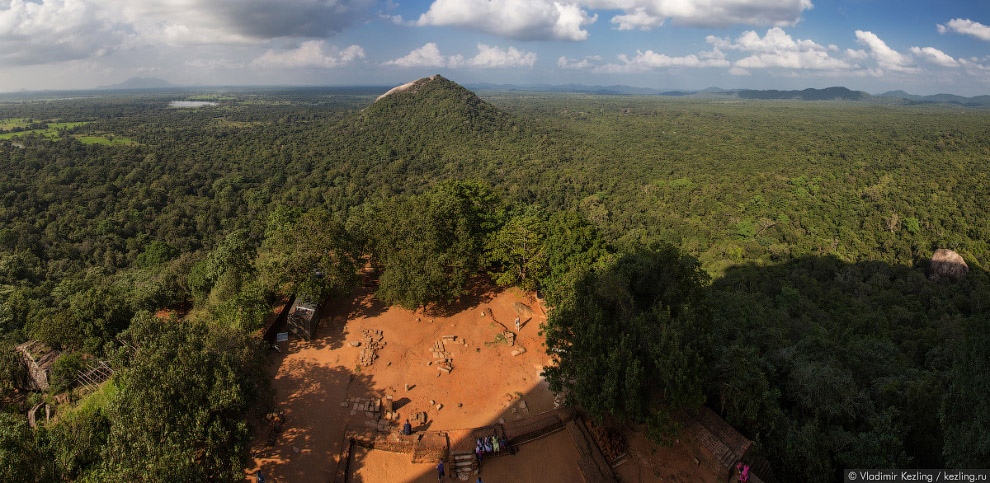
[247,284,560,483]
[351,429,585,483]
[246,282,718,483]
[614,427,719,483]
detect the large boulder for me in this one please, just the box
[512,302,534,318]
[928,249,969,283]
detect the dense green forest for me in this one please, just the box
[1,77,988,481]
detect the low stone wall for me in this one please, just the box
[679,406,753,481]
[503,406,577,444]
[566,420,618,483]
[15,341,60,391]
[333,407,580,481]
[261,297,294,344]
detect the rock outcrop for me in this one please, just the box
[512,302,534,318]
[374,75,440,102]
[15,341,61,391]
[928,249,969,283]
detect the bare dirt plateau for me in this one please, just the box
[246,282,716,483]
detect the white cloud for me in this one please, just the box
[713,27,854,71]
[844,48,868,60]
[937,18,990,41]
[415,0,596,41]
[854,30,916,73]
[184,58,245,70]
[588,0,813,28]
[0,0,122,65]
[594,47,729,73]
[729,66,751,75]
[959,57,990,72]
[725,27,827,54]
[384,43,449,68]
[252,41,365,69]
[471,43,537,68]
[385,43,537,69]
[909,46,959,67]
[107,0,377,46]
[415,0,812,40]
[558,55,602,69]
[0,0,380,67]
[378,0,410,25]
[610,8,664,30]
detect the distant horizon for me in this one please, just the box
[1,77,985,99]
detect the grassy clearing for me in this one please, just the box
[0,121,91,140]
[58,380,118,421]
[75,134,138,145]
[0,117,35,129]
[76,380,118,414]
[0,130,37,140]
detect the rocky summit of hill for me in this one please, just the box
[321,75,541,190]
[358,75,513,136]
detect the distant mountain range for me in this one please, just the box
[8,77,988,108]
[876,90,990,107]
[97,77,174,90]
[467,82,660,95]
[471,83,990,107]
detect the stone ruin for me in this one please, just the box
[341,395,404,432]
[430,336,456,375]
[357,329,385,366]
[15,340,61,391]
[929,248,969,283]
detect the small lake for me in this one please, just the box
[169,100,218,108]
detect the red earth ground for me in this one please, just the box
[245,283,716,483]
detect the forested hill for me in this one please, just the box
[363,75,509,132]
[311,75,580,208]
[736,86,869,101]
[331,74,524,172]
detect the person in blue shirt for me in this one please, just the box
[437,460,445,480]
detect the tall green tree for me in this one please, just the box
[486,208,548,291]
[357,181,500,309]
[99,312,263,482]
[543,245,713,442]
[256,208,358,300]
[539,211,613,304]
[0,413,51,482]
[0,343,28,392]
[68,284,134,355]
[188,230,256,307]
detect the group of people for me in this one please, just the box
[475,433,510,466]
[433,433,510,481]
[736,462,751,482]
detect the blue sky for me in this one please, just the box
[1,0,988,95]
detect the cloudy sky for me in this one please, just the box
[1,0,988,95]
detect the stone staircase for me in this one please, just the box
[450,451,479,479]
